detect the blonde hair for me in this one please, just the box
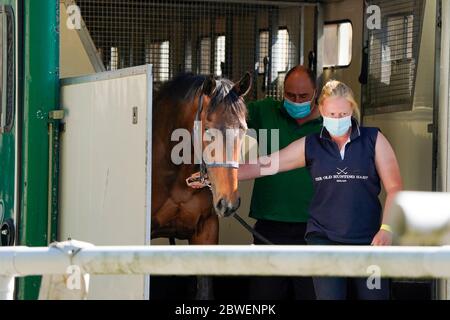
[318,80,360,121]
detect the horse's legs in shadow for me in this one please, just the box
[190,214,219,300]
[196,276,214,300]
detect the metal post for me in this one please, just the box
[299,6,305,66]
[210,14,216,76]
[0,276,14,300]
[18,0,60,300]
[253,9,259,100]
[432,0,443,300]
[314,3,324,87]
[225,14,233,78]
[438,0,450,300]
[268,7,279,97]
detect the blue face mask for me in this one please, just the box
[323,115,352,137]
[283,98,312,119]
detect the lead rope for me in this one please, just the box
[232,213,273,245]
[185,173,273,245]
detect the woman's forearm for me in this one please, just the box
[375,132,403,227]
[238,154,280,180]
[382,187,402,225]
[238,163,262,180]
[238,138,305,181]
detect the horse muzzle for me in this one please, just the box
[215,197,241,217]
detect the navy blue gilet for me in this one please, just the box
[304,118,382,244]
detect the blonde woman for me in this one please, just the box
[189,80,402,299]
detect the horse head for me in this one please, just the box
[196,73,252,217]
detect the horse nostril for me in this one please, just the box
[216,198,240,217]
[216,198,226,211]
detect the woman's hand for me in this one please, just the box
[371,230,393,246]
[186,172,210,189]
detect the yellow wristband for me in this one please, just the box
[380,224,393,233]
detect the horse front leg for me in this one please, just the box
[151,197,179,239]
[189,214,219,245]
[189,214,219,300]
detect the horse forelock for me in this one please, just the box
[207,79,247,128]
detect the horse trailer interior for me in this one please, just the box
[56,0,449,300]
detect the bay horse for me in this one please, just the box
[151,72,251,245]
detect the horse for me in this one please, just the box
[150,72,251,299]
[151,72,251,245]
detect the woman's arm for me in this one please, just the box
[238,137,306,180]
[187,137,307,188]
[372,131,403,246]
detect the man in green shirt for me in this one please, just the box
[247,65,322,300]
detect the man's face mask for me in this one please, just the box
[283,91,316,119]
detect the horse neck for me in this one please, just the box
[155,98,198,172]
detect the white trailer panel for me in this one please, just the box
[59,65,152,299]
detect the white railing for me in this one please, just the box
[1,244,450,300]
[0,191,449,300]
[2,244,450,278]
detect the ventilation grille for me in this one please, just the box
[74,0,305,99]
[364,0,425,114]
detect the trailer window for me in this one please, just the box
[199,37,211,75]
[323,21,353,68]
[215,35,225,77]
[258,30,269,74]
[378,15,414,86]
[258,28,290,74]
[185,40,192,72]
[0,5,14,134]
[109,47,118,70]
[146,40,170,82]
[275,28,289,72]
[386,15,414,62]
[364,0,424,114]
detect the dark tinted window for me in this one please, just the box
[0,5,14,133]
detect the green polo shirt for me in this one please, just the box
[246,97,323,223]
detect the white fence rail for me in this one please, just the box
[1,244,450,278]
[1,243,450,300]
[1,191,450,299]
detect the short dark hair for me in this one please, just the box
[284,65,316,89]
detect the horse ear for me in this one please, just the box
[201,76,216,96]
[232,72,252,97]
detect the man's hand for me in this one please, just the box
[186,172,210,189]
[371,229,393,246]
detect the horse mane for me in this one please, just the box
[153,73,247,128]
[153,73,205,108]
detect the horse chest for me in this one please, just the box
[172,187,213,215]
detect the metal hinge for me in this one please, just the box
[49,110,65,120]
